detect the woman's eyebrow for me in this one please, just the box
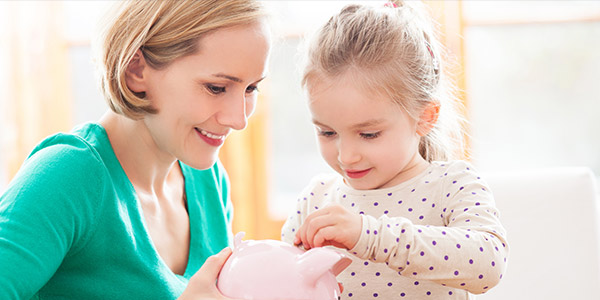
[212,73,243,83]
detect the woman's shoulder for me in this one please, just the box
[25,123,108,170]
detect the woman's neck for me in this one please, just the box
[99,111,180,198]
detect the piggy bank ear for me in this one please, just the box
[297,248,352,284]
[233,232,245,248]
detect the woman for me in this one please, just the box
[0,0,270,299]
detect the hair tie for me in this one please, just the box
[425,40,439,72]
[384,2,398,8]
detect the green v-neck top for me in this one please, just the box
[0,123,233,299]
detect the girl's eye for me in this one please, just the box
[205,84,226,95]
[360,132,381,139]
[246,85,259,94]
[318,130,336,138]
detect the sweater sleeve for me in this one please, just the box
[349,163,509,294]
[0,140,106,299]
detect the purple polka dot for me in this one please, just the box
[384,248,388,253]
[427,291,431,295]
[492,261,496,266]
[420,251,425,256]
[387,282,393,286]
[373,293,378,297]
[364,261,369,266]
[456,244,461,249]
[366,229,370,234]
[444,255,449,260]
[348,293,353,297]
[351,272,356,276]
[414,281,419,285]
[406,244,411,249]
[429,266,434,270]
[374,230,378,235]
[361,282,366,287]
[454,270,459,276]
[401,293,406,297]
[479,274,484,279]
[374,202,379,206]
[408,208,413,212]
[398,200,403,204]
[432,240,437,246]
[387,192,393,196]
[469,259,474,264]
[422,198,427,202]
[375,272,381,276]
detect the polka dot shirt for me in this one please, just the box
[281,161,509,300]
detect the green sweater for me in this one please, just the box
[0,123,233,299]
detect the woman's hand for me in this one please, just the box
[178,247,234,300]
[294,204,362,250]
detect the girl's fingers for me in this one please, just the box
[305,214,336,248]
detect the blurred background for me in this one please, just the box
[1,0,599,240]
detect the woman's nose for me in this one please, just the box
[218,95,250,131]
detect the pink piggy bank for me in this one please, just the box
[217,232,352,300]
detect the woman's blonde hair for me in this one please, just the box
[302,0,464,161]
[96,0,266,119]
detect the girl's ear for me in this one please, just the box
[125,49,148,93]
[417,102,440,136]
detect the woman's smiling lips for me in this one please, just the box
[345,168,371,179]
[195,128,226,147]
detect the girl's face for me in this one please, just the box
[308,72,428,190]
[140,21,271,169]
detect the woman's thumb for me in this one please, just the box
[200,247,232,280]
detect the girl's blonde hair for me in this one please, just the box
[302,0,464,161]
[96,0,266,119]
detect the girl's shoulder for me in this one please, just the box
[430,160,480,176]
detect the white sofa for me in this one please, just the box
[478,167,600,300]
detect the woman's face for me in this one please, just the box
[141,21,271,169]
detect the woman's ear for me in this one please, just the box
[125,49,148,93]
[417,102,440,136]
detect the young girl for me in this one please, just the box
[281,1,508,299]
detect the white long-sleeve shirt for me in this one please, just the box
[282,161,509,300]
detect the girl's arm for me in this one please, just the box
[349,173,508,294]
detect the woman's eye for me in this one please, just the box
[206,84,226,95]
[246,85,259,94]
[360,132,381,139]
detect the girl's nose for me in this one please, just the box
[337,138,361,166]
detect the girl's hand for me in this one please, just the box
[294,204,362,250]
[178,247,234,300]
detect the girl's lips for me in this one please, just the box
[195,128,226,147]
[345,168,371,179]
